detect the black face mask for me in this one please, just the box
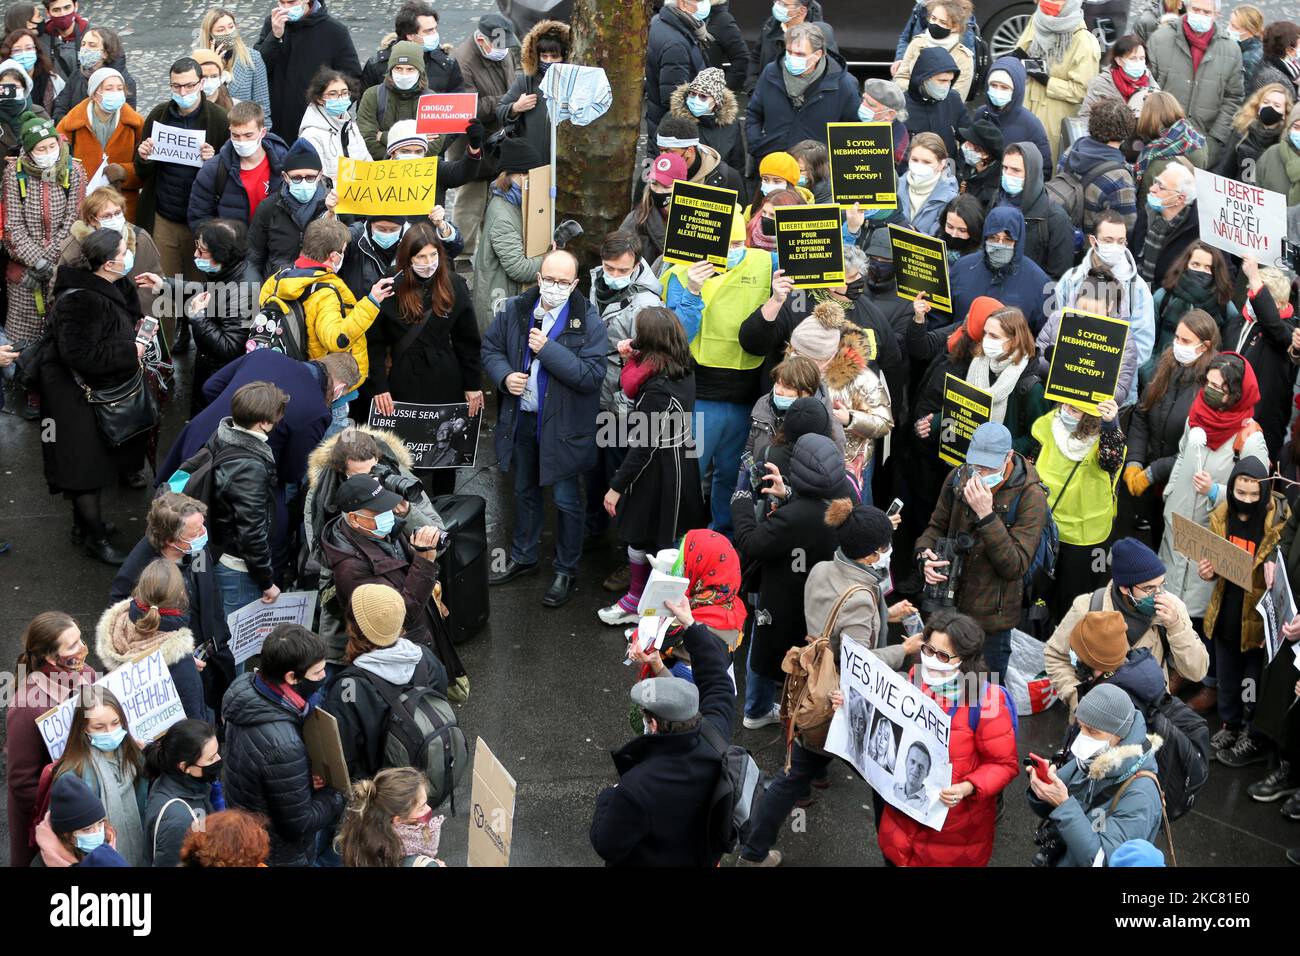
[944,230,976,253]
[866,259,895,286]
[0,90,25,120]
[1230,489,1261,516]
[928,22,952,40]
[197,759,223,782]
[844,277,866,300]
[293,676,325,700]
[1185,270,1214,288]
[760,216,777,237]
[652,190,671,209]
[1260,105,1284,126]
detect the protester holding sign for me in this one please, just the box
[1229,257,1298,459]
[497,19,571,165]
[471,138,548,331]
[358,42,436,162]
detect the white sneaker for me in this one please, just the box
[743,703,781,730]
[597,602,639,626]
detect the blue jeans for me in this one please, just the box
[511,411,584,576]
[741,740,832,860]
[213,563,264,623]
[696,399,750,534]
[744,626,779,719]
[860,449,876,508]
[984,628,1012,684]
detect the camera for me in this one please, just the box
[1031,819,1068,867]
[921,533,973,610]
[370,462,423,502]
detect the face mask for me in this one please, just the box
[987,86,1012,108]
[844,277,865,300]
[1202,384,1228,408]
[602,271,632,290]
[538,61,554,77]
[173,90,200,110]
[197,758,223,782]
[981,469,1004,489]
[1070,731,1110,763]
[1289,130,1300,151]
[784,53,810,76]
[75,825,106,853]
[1121,58,1146,79]
[392,71,420,91]
[202,77,222,97]
[99,213,127,235]
[726,246,745,269]
[183,530,209,553]
[89,727,128,752]
[760,180,782,196]
[981,335,1005,359]
[857,104,876,123]
[540,282,571,310]
[1146,191,1166,212]
[49,12,77,33]
[31,149,58,169]
[1059,408,1082,430]
[98,90,125,112]
[1127,589,1157,616]
[867,259,895,286]
[423,32,441,51]
[909,161,937,185]
[483,44,509,62]
[960,143,984,167]
[1259,105,1283,126]
[928,23,952,40]
[772,392,795,411]
[651,189,671,209]
[78,47,102,71]
[412,259,438,278]
[325,95,352,117]
[1093,242,1125,268]
[921,656,961,687]
[116,249,135,275]
[797,174,808,188]
[871,547,892,574]
[1185,12,1214,34]
[760,216,777,237]
[285,4,305,22]
[371,227,402,250]
[1001,172,1024,196]
[213,33,237,51]
[289,180,317,203]
[1227,27,1244,42]
[692,1,711,22]
[13,51,37,73]
[922,78,951,101]
[772,2,791,22]
[293,676,324,699]
[686,95,712,118]
[369,509,396,536]
[1171,341,1200,365]
[985,242,1015,268]
[232,137,262,158]
[1185,269,1213,289]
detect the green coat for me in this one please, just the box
[356,81,432,160]
[1255,139,1300,206]
[1145,20,1244,167]
[470,192,546,332]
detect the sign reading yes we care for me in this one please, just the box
[774,203,845,289]
[335,157,440,217]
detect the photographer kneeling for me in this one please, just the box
[914,422,1048,680]
[1027,684,1168,867]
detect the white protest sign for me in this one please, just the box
[826,640,953,830]
[151,122,207,167]
[1193,168,1287,268]
[1257,548,1298,663]
[226,591,318,666]
[85,154,110,194]
[36,650,185,761]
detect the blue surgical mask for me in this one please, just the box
[686,95,712,118]
[1120,58,1145,79]
[1289,130,1300,151]
[1001,172,1024,196]
[1146,192,1164,212]
[772,1,790,23]
[961,143,984,167]
[981,470,1004,489]
[116,249,135,275]
[797,175,808,187]
[692,1,711,21]
[75,825,106,853]
[99,91,125,112]
[371,227,402,249]
[1059,408,1081,430]
[333,388,358,408]
[184,531,209,553]
[423,32,441,51]
[89,727,128,752]
[760,180,782,196]
[13,51,37,73]
[785,53,809,76]
[987,86,1012,108]
[603,271,632,290]
[285,4,305,22]
[1185,12,1214,34]
[857,104,876,123]
[726,246,745,269]
[194,256,221,274]
[372,510,396,536]
[922,78,951,101]
[324,96,351,117]
[772,393,795,411]
[289,180,318,203]
[78,47,102,71]
[172,90,200,111]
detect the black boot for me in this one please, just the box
[84,534,129,566]
[172,315,192,355]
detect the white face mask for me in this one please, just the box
[539,280,571,310]
[392,71,420,91]
[1070,731,1110,764]
[31,149,58,169]
[99,213,128,235]
[1093,242,1125,267]
[921,656,960,687]
[1172,341,1201,365]
[909,160,938,185]
[232,137,262,158]
[982,335,1005,360]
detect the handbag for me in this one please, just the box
[72,362,160,447]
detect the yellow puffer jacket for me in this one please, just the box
[257,267,382,385]
[1203,492,1290,652]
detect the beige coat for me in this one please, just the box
[894,34,975,101]
[1016,21,1101,166]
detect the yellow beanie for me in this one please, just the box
[759,151,800,188]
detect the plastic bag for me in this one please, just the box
[1005,630,1059,715]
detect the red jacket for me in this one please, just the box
[877,673,1019,867]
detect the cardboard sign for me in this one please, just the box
[415,93,478,135]
[36,650,185,761]
[335,156,440,216]
[826,122,897,209]
[468,737,517,867]
[226,591,318,666]
[150,122,206,168]
[1043,309,1131,415]
[1172,512,1254,590]
[522,163,553,258]
[889,224,951,311]
[826,641,954,831]
[774,203,846,289]
[662,179,738,269]
[368,400,482,469]
[1193,168,1288,269]
[304,708,351,794]
[1257,548,1297,663]
[938,374,992,467]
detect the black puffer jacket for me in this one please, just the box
[1127,364,1202,484]
[1226,284,1297,460]
[248,186,330,279]
[700,3,750,92]
[208,418,278,590]
[143,769,212,867]
[221,673,346,867]
[645,6,709,129]
[188,259,263,413]
[361,38,465,94]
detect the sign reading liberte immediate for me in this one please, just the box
[826,122,897,209]
[890,224,952,312]
[1043,309,1130,416]
[662,180,737,269]
[774,203,846,289]
[939,374,992,467]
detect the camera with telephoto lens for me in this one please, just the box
[369,462,422,502]
[1031,819,1068,867]
[921,533,973,609]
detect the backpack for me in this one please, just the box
[346,658,468,813]
[951,681,1020,736]
[1044,157,1126,253]
[698,718,761,861]
[779,584,869,770]
[246,274,341,360]
[161,439,258,510]
[1105,769,1179,866]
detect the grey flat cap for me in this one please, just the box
[630,675,699,722]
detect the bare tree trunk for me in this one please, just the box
[555,0,654,273]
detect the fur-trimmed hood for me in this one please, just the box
[521,19,571,77]
[95,599,196,670]
[667,83,740,127]
[306,422,414,493]
[1086,733,1163,782]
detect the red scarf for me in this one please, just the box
[294,255,330,271]
[619,352,657,401]
[1183,18,1214,73]
[1110,62,1149,101]
[1186,351,1261,450]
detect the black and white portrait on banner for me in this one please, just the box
[369,400,482,469]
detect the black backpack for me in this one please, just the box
[160,438,257,509]
[698,719,761,860]
[247,274,342,360]
[1045,157,1127,254]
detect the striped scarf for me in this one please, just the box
[1134,118,1205,181]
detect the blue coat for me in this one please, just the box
[902,46,970,159]
[899,166,959,238]
[481,287,606,486]
[972,56,1053,174]
[745,49,860,162]
[187,132,291,231]
[949,206,1050,333]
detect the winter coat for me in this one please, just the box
[895,34,976,101]
[609,370,705,551]
[913,349,1047,459]
[297,102,368,186]
[1058,135,1139,235]
[357,52,436,162]
[255,0,361,143]
[6,665,98,867]
[902,46,970,160]
[1146,20,1245,165]
[220,673,346,866]
[1238,37,1264,87]
[450,33,515,136]
[915,454,1049,632]
[247,186,330,278]
[1079,66,1161,121]
[949,206,1051,334]
[973,57,1053,174]
[1226,284,1297,457]
[325,640,448,780]
[1014,21,1100,167]
[143,770,212,867]
[207,417,278,590]
[744,2,836,92]
[1203,491,1290,651]
[55,98,144,219]
[472,191,546,328]
[745,48,860,162]
[481,286,605,486]
[51,54,138,123]
[879,676,1019,866]
[1256,135,1300,206]
[1125,365,1202,482]
[257,264,382,383]
[188,132,290,230]
[496,20,571,165]
[225,49,273,128]
[645,7,709,129]
[803,551,910,663]
[823,323,894,467]
[699,2,750,92]
[1215,118,1282,184]
[134,98,230,233]
[1133,204,1200,291]
[899,165,959,239]
[361,35,464,95]
[1159,420,1268,615]
[1027,712,1165,866]
[682,141,745,196]
[186,258,263,410]
[57,220,164,322]
[37,266,145,493]
[590,261,663,411]
[1248,57,1300,98]
[589,622,734,867]
[95,600,206,722]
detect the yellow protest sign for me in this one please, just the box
[335,157,439,216]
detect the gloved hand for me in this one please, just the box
[1124,463,1152,497]
[104,163,126,184]
[1024,59,1050,85]
[464,118,485,152]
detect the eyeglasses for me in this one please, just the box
[539,277,574,287]
[1095,237,1127,247]
[920,641,959,664]
[285,174,319,185]
[322,89,350,100]
[1130,582,1165,598]
[170,79,201,94]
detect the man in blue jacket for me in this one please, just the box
[745,21,859,165]
[949,206,1051,334]
[188,101,290,232]
[902,46,968,160]
[481,249,606,608]
[973,56,1053,174]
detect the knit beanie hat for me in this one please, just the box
[283,137,323,172]
[388,40,428,83]
[825,498,894,558]
[20,114,56,154]
[498,136,544,173]
[1110,839,1166,867]
[87,67,123,100]
[1110,537,1165,587]
[650,152,688,188]
[50,773,107,833]
[1075,683,1136,738]
[759,150,801,188]
[350,583,406,648]
[687,67,728,104]
[386,119,426,156]
[790,315,841,362]
[781,396,831,443]
[1070,611,1128,672]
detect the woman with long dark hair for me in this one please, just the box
[366,220,481,498]
[337,767,445,867]
[142,719,220,867]
[1148,240,1238,368]
[0,28,57,114]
